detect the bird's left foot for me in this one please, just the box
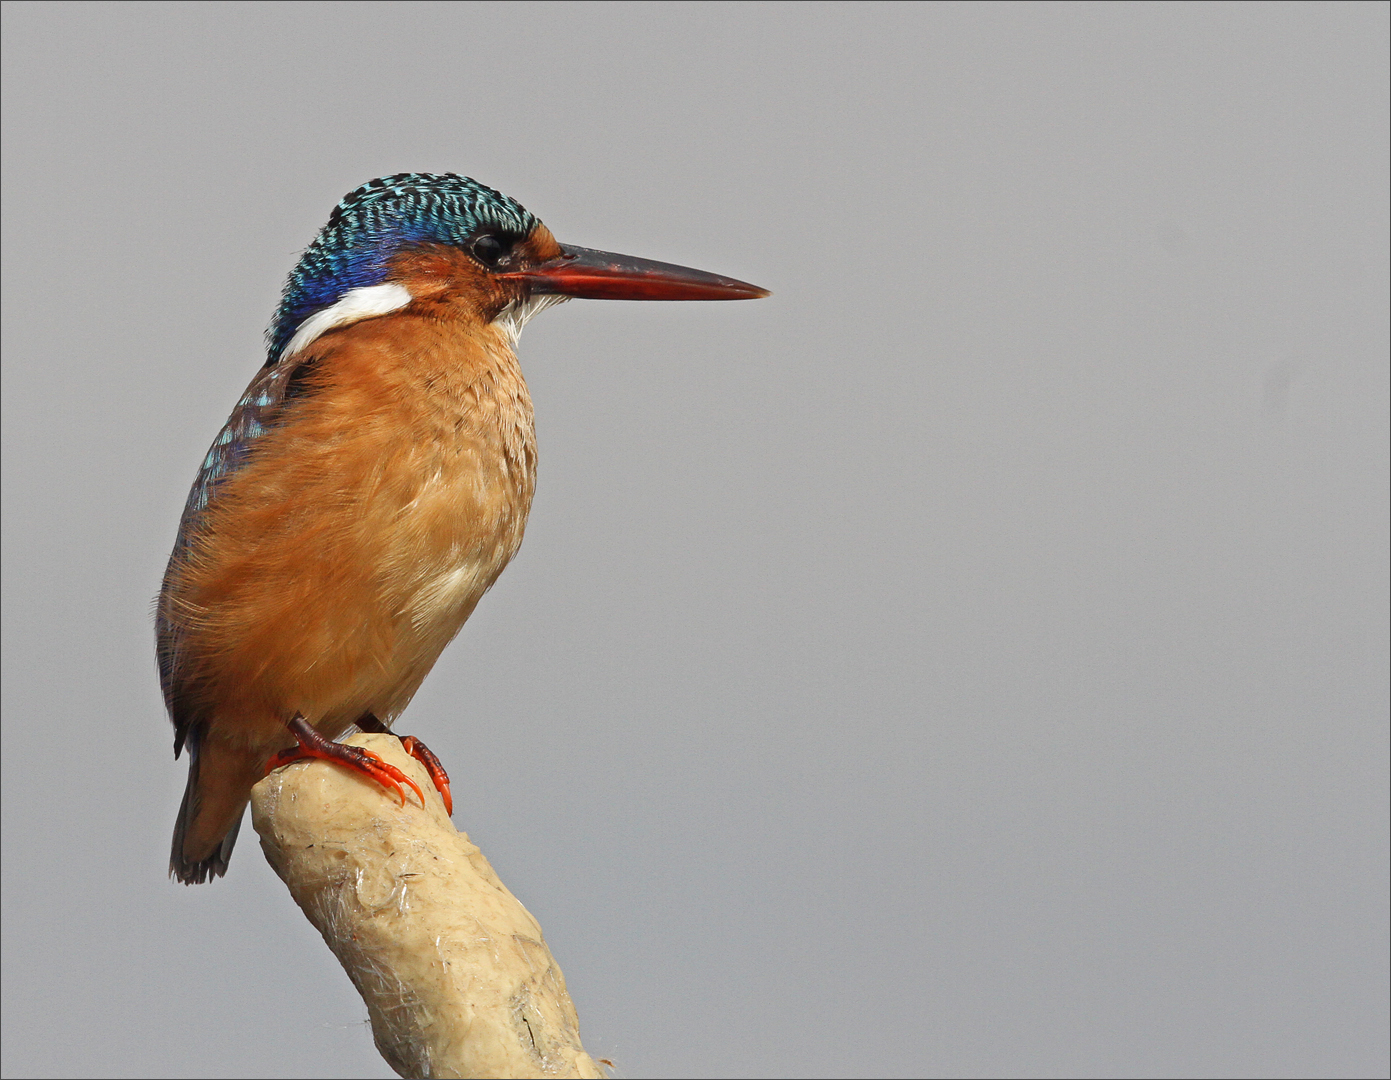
[356,714,454,815]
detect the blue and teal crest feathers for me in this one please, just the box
[266,173,539,365]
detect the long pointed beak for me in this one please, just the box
[499,245,770,301]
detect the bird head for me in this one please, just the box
[268,173,768,364]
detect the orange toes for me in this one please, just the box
[266,715,426,808]
[358,749,426,808]
[399,735,454,815]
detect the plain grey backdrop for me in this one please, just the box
[2,3,1387,1078]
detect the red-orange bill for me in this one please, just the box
[501,245,770,301]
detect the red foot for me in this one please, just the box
[266,715,425,808]
[355,714,454,815]
[399,736,453,815]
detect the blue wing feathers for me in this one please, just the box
[158,355,312,744]
[182,370,294,518]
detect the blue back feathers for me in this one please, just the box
[267,173,539,366]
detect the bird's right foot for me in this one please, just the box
[265,714,425,808]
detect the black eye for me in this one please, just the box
[470,233,510,268]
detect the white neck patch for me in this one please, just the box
[282,282,413,359]
[493,293,569,347]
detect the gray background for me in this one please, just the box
[2,3,1386,1078]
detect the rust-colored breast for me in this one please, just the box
[164,307,536,750]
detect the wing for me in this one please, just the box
[157,354,318,754]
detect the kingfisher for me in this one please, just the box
[159,173,767,884]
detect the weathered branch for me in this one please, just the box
[251,733,605,1080]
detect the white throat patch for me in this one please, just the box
[283,282,413,359]
[493,294,569,347]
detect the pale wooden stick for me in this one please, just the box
[251,733,606,1080]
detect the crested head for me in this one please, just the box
[265,173,769,364]
[268,173,541,363]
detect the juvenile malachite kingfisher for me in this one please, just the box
[159,173,768,883]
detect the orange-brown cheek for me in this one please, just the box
[523,224,563,263]
[387,244,520,317]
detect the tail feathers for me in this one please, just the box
[171,794,242,883]
[170,737,259,884]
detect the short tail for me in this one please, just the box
[170,736,258,884]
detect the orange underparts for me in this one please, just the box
[266,714,452,813]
